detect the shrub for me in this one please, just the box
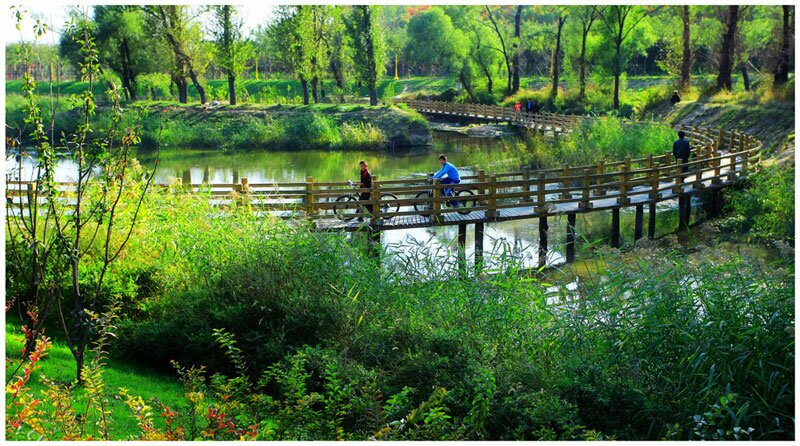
[724,165,795,241]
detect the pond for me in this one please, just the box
[6,130,697,272]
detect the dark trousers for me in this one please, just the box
[359,193,373,213]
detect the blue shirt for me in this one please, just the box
[432,162,460,181]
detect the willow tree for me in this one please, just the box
[146,5,208,104]
[345,6,385,106]
[600,5,660,110]
[573,6,601,102]
[94,6,152,101]
[549,8,568,101]
[208,5,251,105]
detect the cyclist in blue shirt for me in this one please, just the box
[432,154,460,199]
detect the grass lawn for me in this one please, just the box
[5,316,186,440]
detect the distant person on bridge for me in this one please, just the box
[432,155,461,200]
[358,160,373,221]
[514,101,521,112]
[526,99,533,114]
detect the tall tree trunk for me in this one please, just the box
[485,6,513,96]
[773,5,792,87]
[460,71,476,102]
[740,64,750,91]
[480,63,494,95]
[363,7,378,106]
[579,30,589,102]
[716,5,739,91]
[174,75,188,103]
[187,67,206,104]
[227,71,236,105]
[613,39,622,110]
[311,77,319,103]
[679,5,692,91]
[512,5,523,94]
[550,16,566,101]
[301,77,309,105]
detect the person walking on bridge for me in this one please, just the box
[672,130,691,174]
[432,155,461,200]
[357,160,373,222]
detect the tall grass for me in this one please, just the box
[6,183,794,440]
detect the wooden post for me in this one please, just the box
[457,224,467,276]
[712,149,722,184]
[432,178,441,223]
[475,222,484,274]
[538,215,548,268]
[535,173,547,213]
[611,208,621,248]
[241,177,250,207]
[521,167,532,202]
[634,204,644,241]
[560,164,571,199]
[648,203,657,240]
[596,160,605,196]
[728,153,737,182]
[650,162,661,200]
[580,169,592,209]
[477,170,486,207]
[368,229,381,264]
[694,150,704,189]
[717,128,723,151]
[371,175,382,226]
[306,176,317,224]
[566,213,576,263]
[618,165,630,205]
[487,175,498,219]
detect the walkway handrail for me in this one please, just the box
[7,102,764,226]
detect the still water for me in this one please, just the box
[6,131,691,272]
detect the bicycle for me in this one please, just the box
[413,179,476,215]
[332,180,399,221]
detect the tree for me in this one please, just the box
[94,6,151,101]
[716,6,739,91]
[208,6,251,105]
[511,5,523,94]
[573,6,601,102]
[483,6,515,95]
[8,10,156,382]
[345,6,385,106]
[327,6,351,101]
[404,8,467,77]
[679,6,692,91]
[146,6,208,104]
[444,6,502,99]
[549,9,568,101]
[773,6,793,87]
[600,6,661,109]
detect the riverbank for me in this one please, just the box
[5,99,432,150]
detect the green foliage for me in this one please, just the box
[521,116,675,167]
[724,166,795,241]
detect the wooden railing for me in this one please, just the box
[6,103,764,228]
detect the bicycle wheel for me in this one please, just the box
[379,193,399,216]
[456,189,476,215]
[333,195,358,221]
[414,191,433,215]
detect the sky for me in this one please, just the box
[6,4,275,44]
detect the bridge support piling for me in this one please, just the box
[678,195,691,230]
[457,224,467,276]
[648,203,657,239]
[634,205,644,241]
[474,222,484,274]
[611,208,621,248]
[709,189,723,218]
[538,216,549,268]
[566,213,576,263]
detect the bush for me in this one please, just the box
[724,165,795,241]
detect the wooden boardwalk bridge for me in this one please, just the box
[7,100,763,271]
